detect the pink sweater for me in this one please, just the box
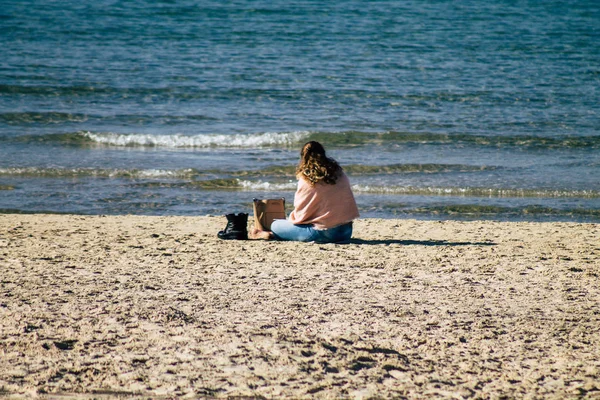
[288,171,360,229]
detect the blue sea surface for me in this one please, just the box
[1,0,599,221]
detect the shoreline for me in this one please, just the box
[1,214,599,398]
[1,209,599,226]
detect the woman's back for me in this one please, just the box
[289,171,359,229]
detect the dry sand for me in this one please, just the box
[1,214,599,399]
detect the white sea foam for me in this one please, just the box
[137,169,197,178]
[82,131,311,148]
[351,185,600,198]
[238,180,297,191]
[0,167,198,179]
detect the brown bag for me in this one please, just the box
[253,198,286,231]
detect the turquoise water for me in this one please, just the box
[1,0,599,221]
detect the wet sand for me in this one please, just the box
[1,214,599,398]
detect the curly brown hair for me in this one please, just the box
[296,141,342,186]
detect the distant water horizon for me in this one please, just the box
[1,0,599,222]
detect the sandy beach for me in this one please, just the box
[1,214,599,399]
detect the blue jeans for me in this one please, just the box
[271,220,353,244]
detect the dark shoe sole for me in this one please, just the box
[217,231,248,240]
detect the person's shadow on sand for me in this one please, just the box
[350,239,496,246]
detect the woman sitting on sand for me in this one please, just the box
[250,141,359,243]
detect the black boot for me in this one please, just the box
[217,213,248,240]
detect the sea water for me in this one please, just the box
[1,0,599,221]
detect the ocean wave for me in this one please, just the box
[351,185,600,198]
[137,179,297,191]
[345,163,498,174]
[189,180,600,199]
[397,204,600,218]
[82,131,310,148]
[138,179,297,190]
[177,179,298,191]
[237,180,298,191]
[230,163,498,177]
[2,167,597,199]
[7,131,310,148]
[6,130,599,150]
[0,167,200,179]
[306,131,600,149]
[0,163,498,181]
